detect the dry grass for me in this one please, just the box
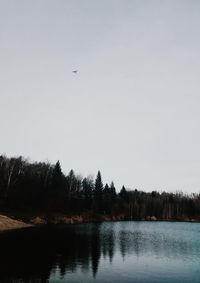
[0,215,33,231]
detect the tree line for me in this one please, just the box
[0,155,200,220]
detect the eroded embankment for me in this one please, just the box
[0,215,33,232]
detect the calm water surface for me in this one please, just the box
[0,221,200,282]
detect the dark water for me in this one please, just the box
[0,221,200,282]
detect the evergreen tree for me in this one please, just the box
[82,177,93,209]
[103,183,111,214]
[52,161,63,188]
[119,185,128,201]
[110,181,116,202]
[82,177,93,200]
[67,169,76,192]
[94,171,103,211]
[104,184,110,194]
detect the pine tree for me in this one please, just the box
[103,183,111,214]
[52,161,63,189]
[67,169,76,193]
[110,181,116,202]
[119,185,128,201]
[82,177,93,200]
[104,184,110,195]
[94,171,103,211]
[82,177,93,209]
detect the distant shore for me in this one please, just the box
[30,214,199,225]
[0,213,199,232]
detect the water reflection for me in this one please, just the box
[0,224,105,282]
[0,222,200,282]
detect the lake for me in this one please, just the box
[0,221,200,282]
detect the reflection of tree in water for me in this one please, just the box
[102,228,115,263]
[90,224,101,278]
[0,223,197,282]
[119,230,141,259]
[0,224,115,282]
[119,230,126,260]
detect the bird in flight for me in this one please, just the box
[72,70,78,74]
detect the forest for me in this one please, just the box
[0,155,200,222]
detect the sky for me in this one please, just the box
[0,0,200,193]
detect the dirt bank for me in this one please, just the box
[0,215,33,232]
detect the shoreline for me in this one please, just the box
[0,215,33,232]
[1,214,200,232]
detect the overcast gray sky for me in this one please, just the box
[1,0,200,192]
